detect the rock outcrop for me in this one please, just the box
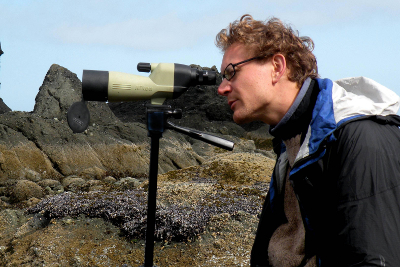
[0,98,10,114]
[0,64,222,183]
[33,64,83,119]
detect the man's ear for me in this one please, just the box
[271,54,287,84]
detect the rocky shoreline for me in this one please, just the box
[0,64,275,266]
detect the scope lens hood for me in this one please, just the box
[82,70,109,101]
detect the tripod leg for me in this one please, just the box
[143,133,161,267]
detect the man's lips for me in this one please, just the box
[228,100,237,109]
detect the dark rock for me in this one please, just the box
[11,180,44,203]
[0,98,11,114]
[0,209,27,246]
[14,212,50,238]
[62,176,86,192]
[0,118,60,182]
[33,64,82,119]
[115,177,141,190]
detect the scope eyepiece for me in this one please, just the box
[190,68,216,86]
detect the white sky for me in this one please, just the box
[1,0,399,112]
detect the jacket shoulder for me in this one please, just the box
[330,116,400,202]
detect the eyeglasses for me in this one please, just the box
[222,56,264,81]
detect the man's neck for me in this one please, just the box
[269,78,319,142]
[264,78,301,125]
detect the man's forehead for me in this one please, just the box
[221,43,250,69]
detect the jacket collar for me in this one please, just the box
[269,78,319,143]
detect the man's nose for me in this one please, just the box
[217,80,231,96]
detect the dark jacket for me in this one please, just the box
[251,77,400,267]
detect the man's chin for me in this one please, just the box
[233,114,253,125]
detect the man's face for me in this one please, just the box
[218,43,278,125]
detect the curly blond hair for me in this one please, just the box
[216,14,319,87]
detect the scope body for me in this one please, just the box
[82,63,216,105]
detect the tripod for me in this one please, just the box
[142,104,234,267]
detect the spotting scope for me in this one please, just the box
[82,62,216,105]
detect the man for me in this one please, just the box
[216,15,400,266]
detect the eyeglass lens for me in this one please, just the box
[224,64,235,80]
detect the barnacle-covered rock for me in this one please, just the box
[27,181,264,242]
